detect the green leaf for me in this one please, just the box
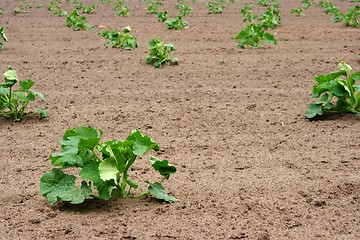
[338,60,352,76]
[263,32,277,45]
[148,182,177,203]
[99,157,119,181]
[38,107,48,118]
[127,130,160,156]
[19,80,34,91]
[125,179,138,189]
[4,67,17,81]
[150,156,176,177]
[40,168,89,205]
[306,103,323,119]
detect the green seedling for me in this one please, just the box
[148,0,163,14]
[48,1,59,11]
[113,0,124,9]
[338,6,360,28]
[157,10,168,22]
[75,2,84,10]
[302,0,313,9]
[0,7,4,15]
[165,16,188,30]
[0,67,47,121]
[0,26,8,50]
[66,9,93,30]
[206,1,226,14]
[234,23,276,49]
[40,126,177,205]
[178,3,192,16]
[240,3,257,23]
[257,0,270,6]
[146,38,178,68]
[100,26,137,50]
[54,9,67,17]
[306,61,360,119]
[259,4,281,30]
[83,3,98,14]
[291,8,304,17]
[117,6,130,16]
[36,4,44,9]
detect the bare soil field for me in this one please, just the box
[0,0,359,239]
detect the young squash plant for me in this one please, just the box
[0,67,47,121]
[100,26,137,50]
[66,9,93,30]
[0,26,8,50]
[240,3,258,23]
[165,16,188,30]
[157,10,168,22]
[306,61,360,119]
[40,126,177,205]
[234,23,276,49]
[146,38,178,68]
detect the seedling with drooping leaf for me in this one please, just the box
[234,23,276,49]
[158,10,168,22]
[0,67,47,121]
[240,3,258,23]
[165,16,188,30]
[0,26,8,50]
[100,26,137,50]
[146,38,178,68]
[66,9,93,30]
[40,126,177,205]
[306,61,360,119]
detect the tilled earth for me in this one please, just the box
[0,0,360,239]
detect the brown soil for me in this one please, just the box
[1,0,360,239]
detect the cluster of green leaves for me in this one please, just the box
[148,0,163,14]
[177,3,193,16]
[66,9,93,30]
[113,0,131,16]
[206,1,226,14]
[0,67,47,122]
[100,26,138,50]
[40,126,177,205]
[302,0,313,9]
[240,4,257,23]
[320,1,360,28]
[13,0,32,14]
[236,1,280,48]
[146,38,178,68]
[306,61,360,119]
[48,1,67,17]
[234,24,276,49]
[0,26,8,50]
[157,10,168,22]
[82,3,98,14]
[290,8,304,17]
[165,16,188,30]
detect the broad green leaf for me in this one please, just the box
[263,32,277,45]
[0,87,8,95]
[31,90,45,101]
[4,67,17,81]
[40,168,89,205]
[127,130,160,156]
[150,156,176,177]
[19,80,34,91]
[148,182,177,203]
[339,61,352,76]
[306,103,323,119]
[80,162,114,200]
[99,157,119,181]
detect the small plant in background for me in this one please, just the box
[100,0,113,4]
[54,9,67,17]
[290,8,304,17]
[302,0,313,9]
[178,2,192,16]
[117,6,130,16]
[0,26,8,50]
[36,4,44,9]
[148,0,163,14]
[100,26,137,50]
[306,61,360,119]
[0,67,47,121]
[40,126,177,205]
[157,10,168,22]
[259,4,281,30]
[66,9,93,30]
[0,7,4,15]
[146,38,178,68]
[206,1,226,14]
[48,1,59,11]
[240,3,258,23]
[165,16,188,30]
[234,23,276,49]
[336,6,360,28]
[83,3,98,14]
